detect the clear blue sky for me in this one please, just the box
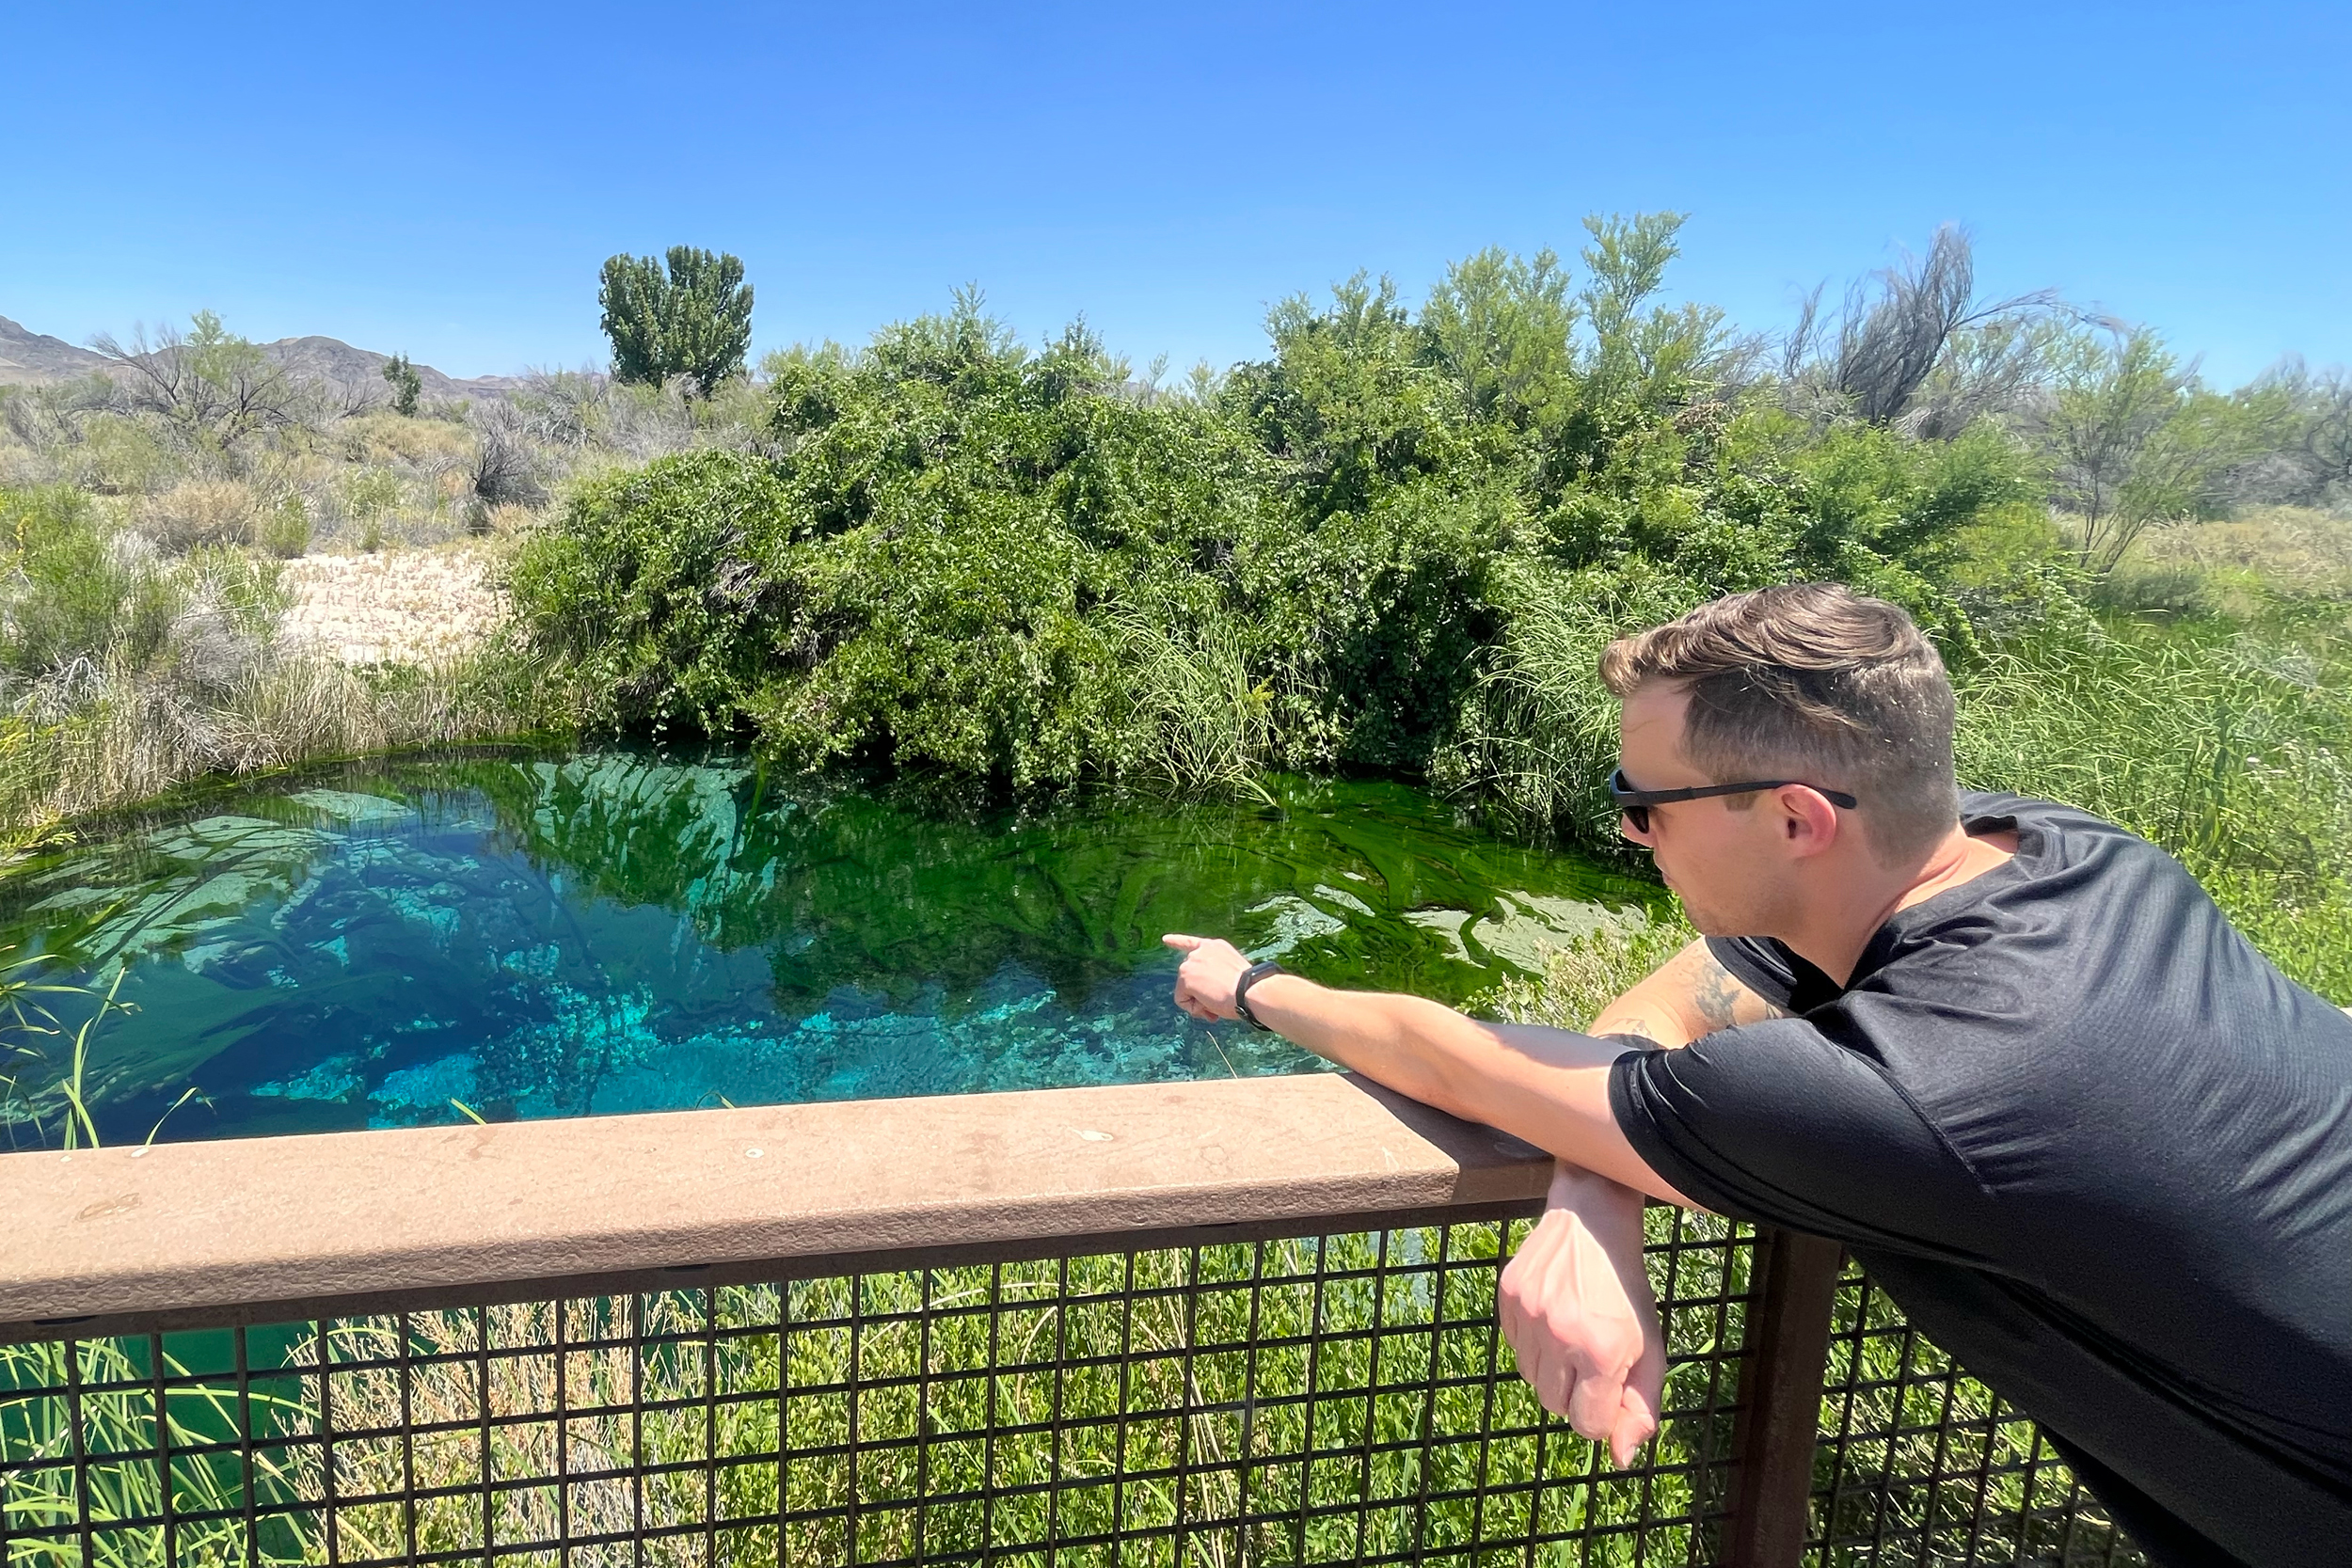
[3,2,2344,387]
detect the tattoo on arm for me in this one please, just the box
[1691,959,1746,1029]
[1671,943,1786,1035]
[1589,942,1784,1049]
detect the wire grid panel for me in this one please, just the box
[1,1210,1757,1568]
[1806,1262,2143,1568]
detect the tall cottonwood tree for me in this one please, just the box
[381,353,421,417]
[597,247,754,401]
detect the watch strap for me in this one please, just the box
[1233,958,1289,1032]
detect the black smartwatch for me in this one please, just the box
[1232,958,1289,1032]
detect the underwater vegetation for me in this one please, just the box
[0,746,1659,1147]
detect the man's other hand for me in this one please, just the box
[1163,934,1250,1022]
[1499,1163,1665,1466]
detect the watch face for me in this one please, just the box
[1236,960,1284,1030]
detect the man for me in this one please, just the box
[1165,582,2351,1568]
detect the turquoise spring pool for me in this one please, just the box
[0,748,1661,1147]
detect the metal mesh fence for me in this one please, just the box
[3,1209,1761,1568]
[1804,1259,2142,1568]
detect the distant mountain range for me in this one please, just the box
[0,314,528,403]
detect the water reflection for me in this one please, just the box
[0,748,1659,1146]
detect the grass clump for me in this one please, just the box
[1954,614,2352,1000]
[0,1338,311,1568]
[0,484,546,847]
[2091,503,2352,619]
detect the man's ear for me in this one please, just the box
[1772,785,1843,859]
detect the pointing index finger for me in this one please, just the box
[1162,934,1205,951]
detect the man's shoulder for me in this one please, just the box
[1958,789,2133,842]
[1851,793,2223,1031]
[1954,790,2187,891]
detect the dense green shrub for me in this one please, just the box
[511,218,2039,814]
[0,487,181,678]
[510,317,1286,786]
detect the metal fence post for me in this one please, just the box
[1720,1228,1844,1568]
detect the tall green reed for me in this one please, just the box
[1954,621,2352,999]
[1109,608,1279,802]
[0,1338,312,1568]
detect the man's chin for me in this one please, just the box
[1671,895,1737,940]
[1660,870,1735,936]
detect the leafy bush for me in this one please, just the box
[72,413,179,497]
[513,223,2039,815]
[0,488,180,681]
[0,488,286,703]
[255,492,310,558]
[89,310,306,450]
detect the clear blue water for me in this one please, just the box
[0,748,1660,1147]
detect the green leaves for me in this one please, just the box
[520,223,2040,828]
[2038,325,2275,572]
[1424,246,1579,429]
[597,254,668,388]
[596,246,755,400]
[0,486,185,677]
[505,450,793,732]
[1578,213,1727,414]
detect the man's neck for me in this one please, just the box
[1779,824,2015,987]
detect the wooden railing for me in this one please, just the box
[1,1075,2134,1565]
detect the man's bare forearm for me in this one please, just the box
[1500,1159,1666,1460]
[1239,972,1690,1202]
[1546,1160,1648,1244]
[1239,972,1619,1110]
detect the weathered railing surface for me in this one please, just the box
[2,1074,2136,1565]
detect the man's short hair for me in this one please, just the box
[1598,582,1960,864]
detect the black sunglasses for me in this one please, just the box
[1609,767,1858,833]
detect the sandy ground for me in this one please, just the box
[278,549,505,665]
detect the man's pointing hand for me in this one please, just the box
[1164,933,1250,1022]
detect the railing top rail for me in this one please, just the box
[1,1072,1550,1338]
